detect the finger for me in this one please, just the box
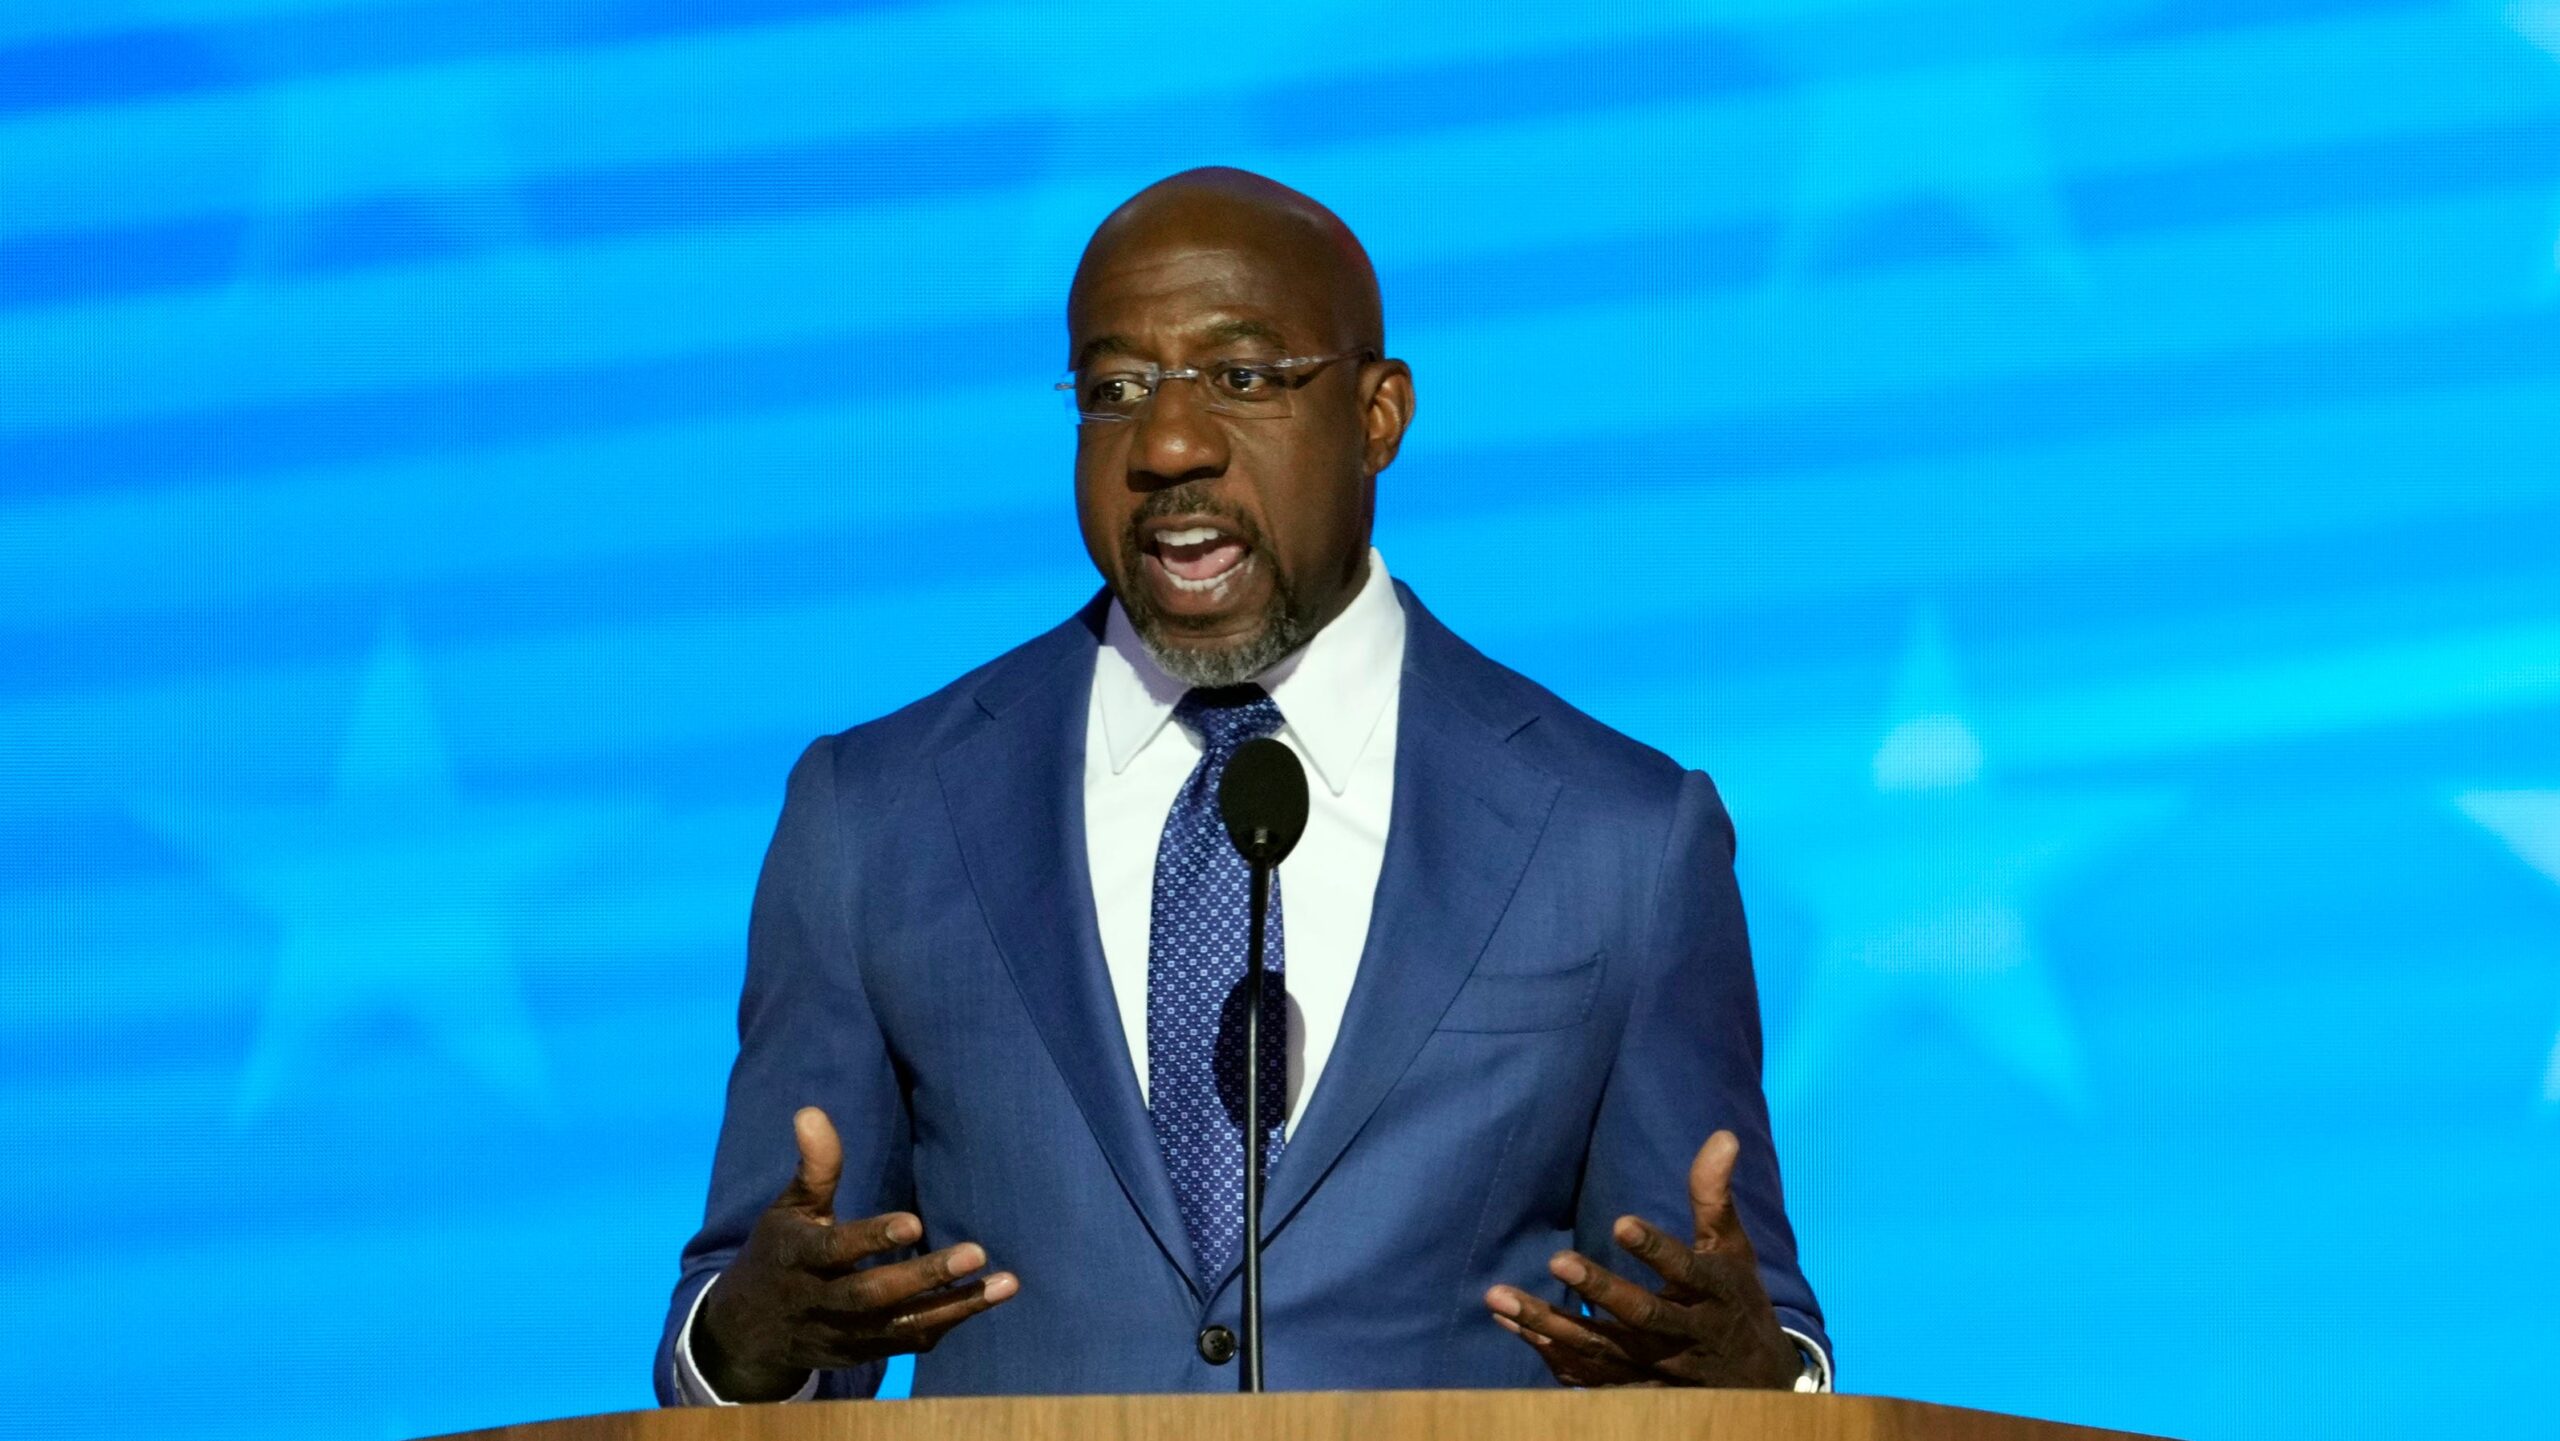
[1487,1284,1639,1370]
[885,1271,1020,1341]
[1489,1310,1573,1380]
[1687,1130,1742,1247]
[1610,1214,1707,1295]
[805,1210,925,1272]
[1550,1251,1676,1335]
[803,1273,1018,1363]
[782,1107,842,1216]
[1496,1316,1634,1390]
[1484,1289,1576,1366]
[1493,1288,1651,1389]
[829,1241,987,1307]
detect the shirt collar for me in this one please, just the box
[1095,547,1405,797]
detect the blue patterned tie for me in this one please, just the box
[1147,685,1290,1281]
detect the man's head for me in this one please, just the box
[1067,168,1415,688]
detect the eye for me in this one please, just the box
[1212,364,1279,400]
[1082,373,1150,410]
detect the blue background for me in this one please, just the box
[4,1,2558,1437]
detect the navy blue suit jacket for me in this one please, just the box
[657,584,1826,1397]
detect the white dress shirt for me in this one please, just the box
[1084,547,1404,1129]
[673,548,1827,1401]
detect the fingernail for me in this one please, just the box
[953,1244,984,1271]
[889,1215,922,1244]
[1552,1255,1585,1284]
[1487,1289,1521,1317]
[985,1273,1018,1300]
[1614,1219,1644,1245]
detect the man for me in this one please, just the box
[657,168,1829,1402]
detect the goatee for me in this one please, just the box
[1117,489,1312,689]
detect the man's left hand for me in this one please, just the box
[1484,1130,1804,1389]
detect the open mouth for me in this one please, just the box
[1144,521,1254,593]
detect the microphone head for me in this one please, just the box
[1218,736,1310,868]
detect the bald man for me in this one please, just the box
[658,169,1829,1402]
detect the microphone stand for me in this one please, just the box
[1241,852,1272,1394]
[1217,734,1304,1397]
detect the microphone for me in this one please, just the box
[1220,735,1310,867]
[1216,735,1308,1394]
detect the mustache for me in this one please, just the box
[1123,485,1269,552]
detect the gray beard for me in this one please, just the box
[1132,594,1310,689]
[1115,484,1313,688]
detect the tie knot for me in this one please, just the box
[1175,685,1283,757]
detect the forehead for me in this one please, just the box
[1069,233,1338,356]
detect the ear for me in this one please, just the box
[1359,359,1416,478]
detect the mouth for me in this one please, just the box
[1140,516,1255,596]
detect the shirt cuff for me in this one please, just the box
[1780,1326,1833,1394]
[672,1273,821,1407]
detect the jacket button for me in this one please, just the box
[1196,1324,1237,1365]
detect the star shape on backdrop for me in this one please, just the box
[2452,790,2560,1104]
[2510,0,2560,290]
[1754,607,2178,1114]
[147,619,624,1124]
[1758,3,2148,289]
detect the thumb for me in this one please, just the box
[1688,1129,1741,1246]
[782,1106,842,1218]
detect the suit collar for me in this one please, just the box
[1386,578,1543,743]
[964,594,1108,720]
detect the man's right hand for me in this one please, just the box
[692,1106,1018,1402]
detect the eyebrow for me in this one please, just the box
[1070,318,1293,370]
[1201,318,1289,350]
[1072,334,1139,369]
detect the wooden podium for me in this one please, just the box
[433,1390,2169,1441]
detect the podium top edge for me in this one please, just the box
[428,1387,2177,1441]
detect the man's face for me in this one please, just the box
[1068,221,1403,688]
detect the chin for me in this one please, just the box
[1136,610,1308,690]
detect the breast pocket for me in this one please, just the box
[1434,953,1604,1034]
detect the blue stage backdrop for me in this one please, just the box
[4,2,2557,1437]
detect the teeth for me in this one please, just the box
[1162,552,1251,592]
[1155,525,1228,547]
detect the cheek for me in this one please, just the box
[1248,439,1368,570]
[1072,455,1132,571]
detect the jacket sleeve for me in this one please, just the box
[655,736,916,1404]
[1574,768,1830,1374]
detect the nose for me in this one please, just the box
[1126,372,1230,488]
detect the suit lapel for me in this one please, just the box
[1249,597,1561,1260]
[935,606,1205,1297]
